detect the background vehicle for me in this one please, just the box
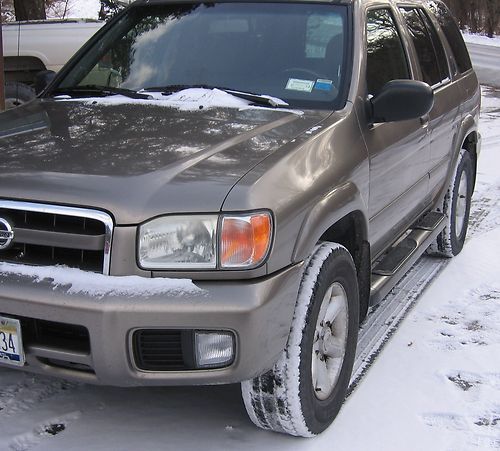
[1,19,103,108]
[0,0,480,437]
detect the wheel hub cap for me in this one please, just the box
[5,98,25,110]
[311,282,349,401]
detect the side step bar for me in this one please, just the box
[369,212,446,306]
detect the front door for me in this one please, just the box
[359,7,431,258]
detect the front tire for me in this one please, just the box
[4,82,36,109]
[241,243,359,437]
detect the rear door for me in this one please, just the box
[398,6,459,202]
[360,7,431,258]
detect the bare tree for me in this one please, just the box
[1,0,122,21]
[444,0,500,35]
[484,0,500,37]
[46,0,73,19]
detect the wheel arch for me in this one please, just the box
[455,114,479,187]
[292,182,370,320]
[461,130,479,189]
[4,56,47,85]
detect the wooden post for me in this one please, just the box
[0,14,5,112]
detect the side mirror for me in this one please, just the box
[34,70,57,95]
[369,80,434,123]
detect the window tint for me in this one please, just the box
[57,3,350,110]
[399,8,446,86]
[427,1,472,73]
[366,8,410,96]
[305,13,345,85]
[306,13,343,58]
[419,9,449,79]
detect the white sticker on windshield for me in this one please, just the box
[285,78,315,92]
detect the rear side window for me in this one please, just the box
[366,8,410,96]
[427,1,472,74]
[399,8,448,86]
[419,9,449,79]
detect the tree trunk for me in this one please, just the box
[13,0,46,21]
[485,0,500,37]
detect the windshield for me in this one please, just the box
[54,3,350,110]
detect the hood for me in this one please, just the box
[0,95,328,224]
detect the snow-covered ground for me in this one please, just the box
[1,90,499,450]
[329,88,500,450]
[463,32,500,48]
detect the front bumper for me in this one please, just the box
[0,263,302,386]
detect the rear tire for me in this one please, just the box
[4,82,36,109]
[241,243,359,437]
[431,149,473,257]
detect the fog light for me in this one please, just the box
[194,331,234,369]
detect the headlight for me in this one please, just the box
[138,211,272,270]
[138,215,218,269]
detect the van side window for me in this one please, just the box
[399,7,448,86]
[427,1,472,74]
[366,8,410,96]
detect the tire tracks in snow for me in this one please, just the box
[0,374,77,417]
[0,373,81,451]
[349,178,500,394]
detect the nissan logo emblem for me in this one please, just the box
[0,217,14,250]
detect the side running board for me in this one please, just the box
[369,211,446,306]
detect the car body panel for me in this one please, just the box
[0,263,303,385]
[0,99,327,225]
[0,0,481,386]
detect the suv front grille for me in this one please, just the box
[0,200,113,273]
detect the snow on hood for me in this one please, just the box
[56,88,303,115]
[0,262,205,299]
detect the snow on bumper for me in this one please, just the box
[0,264,302,386]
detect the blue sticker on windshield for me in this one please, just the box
[314,79,333,91]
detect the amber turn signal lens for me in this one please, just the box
[220,213,272,268]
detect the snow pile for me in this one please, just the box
[146,88,258,111]
[463,32,500,47]
[59,88,301,114]
[0,262,204,298]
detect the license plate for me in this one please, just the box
[0,316,25,367]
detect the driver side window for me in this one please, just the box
[366,8,410,96]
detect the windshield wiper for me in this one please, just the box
[52,85,152,100]
[143,84,287,108]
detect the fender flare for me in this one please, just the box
[450,114,479,179]
[4,54,49,72]
[456,114,478,154]
[292,181,368,263]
